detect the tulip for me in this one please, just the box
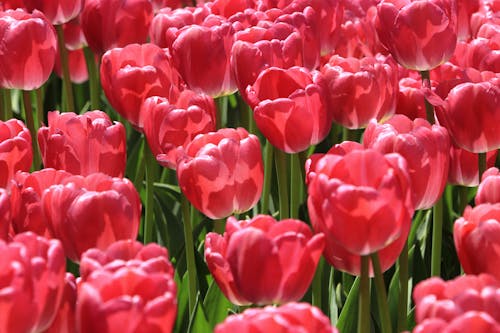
[215,302,338,333]
[61,17,87,51]
[0,232,66,333]
[42,173,141,262]
[205,215,324,305]
[476,167,500,204]
[23,0,83,25]
[413,274,500,330]
[45,273,77,333]
[10,168,72,238]
[363,114,450,210]
[53,48,89,84]
[100,43,181,130]
[0,0,24,10]
[0,9,57,90]
[0,189,10,240]
[142,91,216,169]
[0,119,33,188]
[81,0,153,55]
[454,203,500,277]
[246,66,331,153]
[396,77,428,120]
[177,127,264,219]
[375,0,458,71]
[448,144,497,186]
[321,54,398,129]
[307,141,414,274]
[171,18,237,97]
[436,80,500,153]
[231,21,319,99]
[80,239,175,281]
[38,111,127,177]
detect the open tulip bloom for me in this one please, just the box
[0,0,499,332]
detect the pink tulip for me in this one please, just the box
[0,119,33,187]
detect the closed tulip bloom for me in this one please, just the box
[205,215,325,305]
[413,274,500,330]
[375,0,458,71]
[177,128,263,219]
[0,189,9,240]
[321,54,398,129]
[38,111,126,177]
[448,144,497,186]
[364,114,450,210]
[42,173,141,262]
[0,119,32,188]
[100,43,181,130]
[307,142,414,273]
[0,9,57,90]
[246,66,331,153]
[0,232,66,333]
[77,266,177,333]
[215,302,338,333]
[81,0,153,55]
[142,91,216,169]
[476,167,500,204]
[23,0,83,25]
[396,77,428,120]
[171,20,237,97]
[80,240,175,281]
[436,80,500,153]
[54,48,89,84]
[45,273,77,333]
[10,169,72,238]
[454,203,500,277]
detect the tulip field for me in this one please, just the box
[0,0,499,332]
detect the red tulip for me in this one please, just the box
[0,232,66,333]
[436,80,500,153]
[80,239,175,281]
[396,77,428,120]
[246,66,331,153]
[171,18,237,97]
[363,114,450,210]
[42,173,141,262]
[81,0,153,55]
[0,0,24,10]
[177,128,263,219]
[307,141,414,274]
[215,302,338,333]
[54,48,89,84]
[205,215,324,305]
[23,0,83,25]
[61,17,87,50]
[413,274,500,331]
[45,273,77,333]
[456,0,480,41]
[231,21,319,99]
[454,203,500,277]
[0,119,33,187]
[375,0,458,70]
[100,43,181,130]
[38,111,127,177]
[476,167,500,204]
[77,241,177,333]
[0,188,10,240]
[321,54,398,129]
[448,144,497,186]
[142,91,216,169]
[0,9,57,90]
[10,168,72,238]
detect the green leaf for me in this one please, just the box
[203,280,234,328]
[187,293,211,333]
[337,276,360,333]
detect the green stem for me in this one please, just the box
[431,197,444,276]
[144,143,156,244]
[83,47,100,110]
[371,253,392,333]
[22,91,41,170]
[0,89,4,121]
[478,152,487,183]
[56,25,75,113]
[397,241,409,332]
[213,218,225,234]
[275,149,289,220]
[290,153,302,219]
[260,141,274,215]
[216,96,228,130]
[181,194,198,315]
[343,127,358,142]
[2,89,12,120]
[35,87,44,126]
[358,255,370,333]
[420,70,435,124]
